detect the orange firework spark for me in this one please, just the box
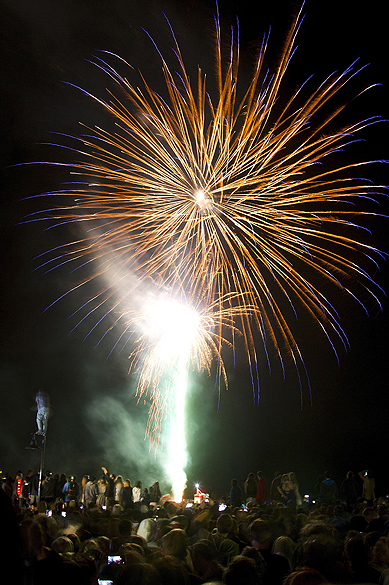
[30,5,385,428]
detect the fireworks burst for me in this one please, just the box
[27,5,385,493]
[123,290,240,450]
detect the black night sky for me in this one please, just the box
[1,0,388,500]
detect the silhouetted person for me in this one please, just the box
[101,466,115,507]
[320,472,338,504]
[244,472,258,505]
[340,471,359,510]
[256,471,267,505]
[191,539,224,581]
[0,488,25,583]
[270,471,283,502]
[249,518,290,585]
[223,555,262,584]
[358,469,375,505]
[230,478,242,508]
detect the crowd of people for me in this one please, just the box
[1,465,388,585]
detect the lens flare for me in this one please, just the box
[27,6,386,488]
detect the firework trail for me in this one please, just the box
[27,6,386,494]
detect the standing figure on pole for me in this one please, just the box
[34,390,51,436]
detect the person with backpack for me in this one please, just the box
[62,475,80,506]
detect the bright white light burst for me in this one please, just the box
[144,299,200,363]
[140,296,200,500]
